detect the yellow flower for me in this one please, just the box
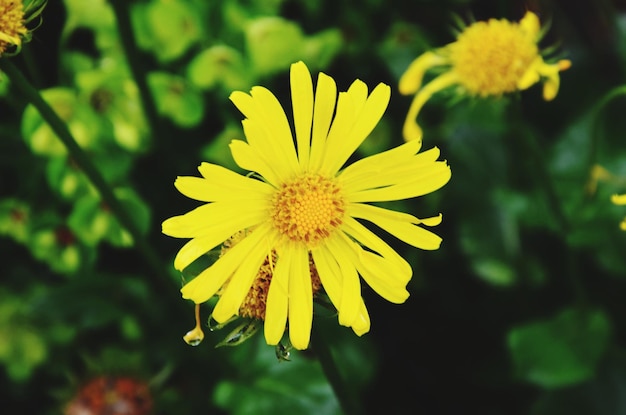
[0,0,46,57]
[611,194,626,231]
[399,11,571,142]
[163,61,451,350]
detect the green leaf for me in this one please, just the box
[75,67,150,153]
[530,349,626,415]
[187,45,253,92]
[302,28,343,71]
[0,199,31,243]
[67,188,150,247]
[245,17,305,76]
[148,71,205,128]
[131,0,203,62]
[508,308,612,389]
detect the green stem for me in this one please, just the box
[311,324,361,415]
[516,105,586,305]
[0,58,165,279]
[519,127,570,235]
[108,0,161,136]
[586,85,626,179]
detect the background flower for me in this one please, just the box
[398,11,571,141]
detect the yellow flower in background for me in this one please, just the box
[399,11,571,142]
[611,194,626,231]
[163,61,451,350]
[0,0,47,57]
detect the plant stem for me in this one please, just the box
[586,85,626,178]
[515,104,586,306]
[0,58,166,280]
[519,126,570,235]
[108,0,161,137]
[311,324,361,415]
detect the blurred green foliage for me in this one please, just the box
[1,0,626,414]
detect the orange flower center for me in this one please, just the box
[271,173,345,246]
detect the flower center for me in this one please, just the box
[0,0,27,55]
[271,173,345,246]
[449,18,538,96]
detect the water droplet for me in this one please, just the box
[183,303,204,346]
[183,327,204,346]
[275,342,291,362]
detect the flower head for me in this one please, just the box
[163,61,451,350]
[0,0,46,57]
[399,11,571,141]
[611,194,626,231]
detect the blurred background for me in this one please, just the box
[2,0,626,414]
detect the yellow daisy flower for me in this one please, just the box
[399,11,571,142]
[163,61,451,350]
[611,194,626,231]
[0,0,47,57]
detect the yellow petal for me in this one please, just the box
[341,216,412,280]
[264,245,290,345]
[351,202,443,250]
[339,139,422,188]
[197,162,274,195]
[162,201,266,239]
[398,51,448,95]
[310,245,343,310]
[240,119,292,182]
[348,202,420,224]
[180,223,272,303]
[356,250,411,303]
[229,139,281,186]
[287,246,313,350]
[542,60,571,101]
[229,90,255,117]
[612,194,626,205]
[346,79,369,116]
[0,32,21,45]
[308,72,337,171]
[620,219,626,231]
[316,91,358,174]
[420,213,443,226]
[172,233,225,271]
[402,71,458,142]
[323,82,391,175]
[349,160,451,202]
[248,86,300,174]
[211,240,269,323]
[230,87,299,178]
[519,11,540,39]
[327,234,362,327]
[290,61,314,168]
[517,57,542,91]
[341,146,440,193]
[350,299,370,336]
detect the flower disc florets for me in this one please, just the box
[271,173,345,246]
[449,17,539,96]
